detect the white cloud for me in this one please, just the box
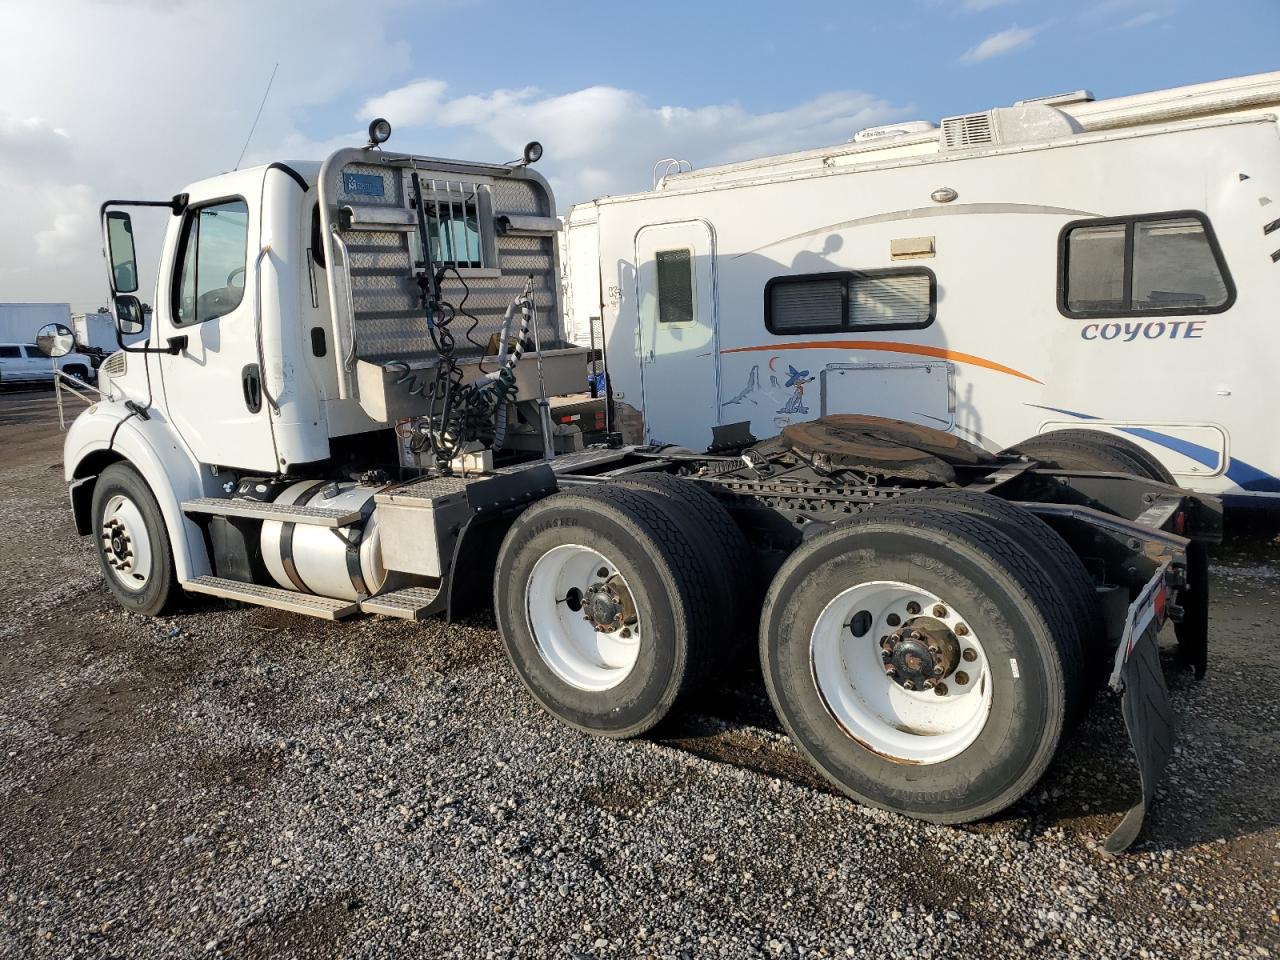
[0,0,909,311]
[962,0,1019,11]
[357,81,911,204]
[959,24,1040,62]
[1083,0,1177,27]
[0,0,415,311]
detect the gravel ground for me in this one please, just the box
[0,389,1278,959]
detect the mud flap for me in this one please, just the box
[1104,564,1175,854]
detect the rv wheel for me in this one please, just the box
[91,463,179,617]
[1003,428,1176,485]
[494,488,715,738]
[760,508,1078,823]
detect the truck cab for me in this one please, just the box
[66,129,597,616]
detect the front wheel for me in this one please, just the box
[761,508,1077,823]
[91,463,178,616]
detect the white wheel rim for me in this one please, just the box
[525,544,642,692]
[810,580,992,765]
[100,493,153,592]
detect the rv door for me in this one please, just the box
[634,220,719,448]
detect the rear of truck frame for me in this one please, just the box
[49,123,1220,853]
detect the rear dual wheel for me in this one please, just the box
[495,481,740,738]
[761,507,1080,823]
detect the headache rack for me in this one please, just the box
[317,148,589,422]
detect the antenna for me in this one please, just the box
[234,62,279,170]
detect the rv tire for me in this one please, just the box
[760,508,1076,823]
[1009,428,1176,485]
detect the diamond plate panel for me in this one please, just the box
[337,162,403,207]
[490,179,547,216]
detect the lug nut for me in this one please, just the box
[955,671,969,685]
[884,664,897,676]
[932,604,947,618]
[906,601,921,615]
[955,623,969,637]
[934,683,948,696]
[901,679,914,690]
[620,627,632,639]
[962,648,977,662]
[924,678,937,689]
[933,665,943,676]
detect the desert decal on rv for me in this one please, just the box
[1080,320,1206,342]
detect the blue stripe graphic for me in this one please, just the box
[1024,404,1280,493]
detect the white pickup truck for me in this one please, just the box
[0,342,94,388]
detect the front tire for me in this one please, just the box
[91,463,178,616]
[761,508,1077,823]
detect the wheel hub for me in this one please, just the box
[881,616,960,690]
[582,575,636,634]
[103,519,133,569]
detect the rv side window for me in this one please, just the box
[656,248,695,324]
[1059,212,1233,318]
[766,268,935,334]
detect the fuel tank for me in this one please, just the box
[261,480,387,600]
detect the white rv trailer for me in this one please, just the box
[562,72,1280,505]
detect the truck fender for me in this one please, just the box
[64,403,213,582]
[444,511,519,621]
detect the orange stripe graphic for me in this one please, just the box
[719,340,1042,385]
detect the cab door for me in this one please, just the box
[634,220,719,448]
[158,168,278,471]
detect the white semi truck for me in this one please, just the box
[48,122,1220,851]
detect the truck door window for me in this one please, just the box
[1059,212,1233,318]
[655,248,695,324]
[172,198,250,326]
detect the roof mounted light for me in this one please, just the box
[367,118,392,147]
[521,141,543,165]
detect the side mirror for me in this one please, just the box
[105,210,139,293]
[35,322,75,358]
[114,294,146,336]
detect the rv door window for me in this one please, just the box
[656,248,695,324]
[1059,212,1233,318]
[766,268,935,334]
